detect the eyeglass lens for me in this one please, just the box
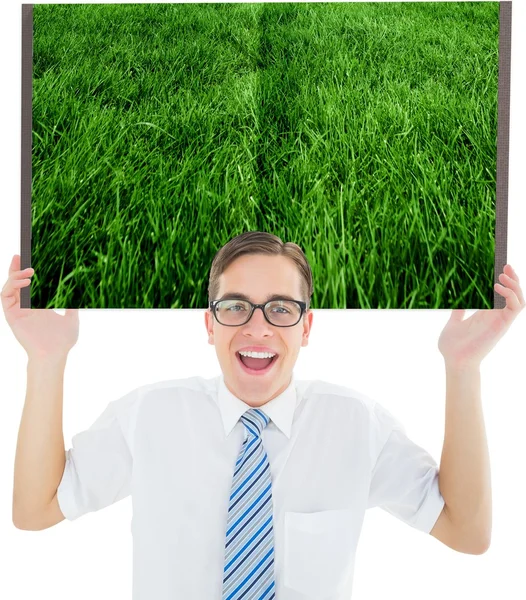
[215,299,301,326]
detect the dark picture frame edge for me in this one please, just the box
[494,0,512,310]
[21,4,32,309]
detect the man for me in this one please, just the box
[4,231,524,600]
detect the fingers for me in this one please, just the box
[1,265,34,306]
[7,278,32,289]
[495,281,523,312]
[2,256,34,317]
[1,267,34,292]
[497,267,525,308]
[8,255,31,276]
[504,263,520,284]
[448,309,466,321]
[8,254,20,275]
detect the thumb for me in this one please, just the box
[448,309,466,322]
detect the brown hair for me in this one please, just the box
[208,231,313,309]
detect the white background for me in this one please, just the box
[1,1,524,599]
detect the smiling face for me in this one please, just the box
[204,253,313,407]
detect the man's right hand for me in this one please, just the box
[1,254,79,359]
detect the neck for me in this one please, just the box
[224,375,292,407]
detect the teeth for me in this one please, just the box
[239,351,276,359]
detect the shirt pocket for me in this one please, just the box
[283,509,355,598]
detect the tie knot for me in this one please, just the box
[240,408,270,438]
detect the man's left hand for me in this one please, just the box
[438,264,525,368]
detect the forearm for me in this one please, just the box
[438,363,491,547]
[13,354,68,524]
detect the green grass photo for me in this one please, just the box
[31,2,500,308]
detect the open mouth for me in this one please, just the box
[236,352,278,375]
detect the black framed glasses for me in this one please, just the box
[210,298,307,327]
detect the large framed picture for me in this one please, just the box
[21,1,511,309]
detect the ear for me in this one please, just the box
[204,310,215,345]
[301,310,313,347]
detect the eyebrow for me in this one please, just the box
[218,292,299,303]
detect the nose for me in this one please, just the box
[241,306,273,337]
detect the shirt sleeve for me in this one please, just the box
[56,387,140,521]
[367,401,445,534]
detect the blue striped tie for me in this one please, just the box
[222,408,275,600]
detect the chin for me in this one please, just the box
[231,371,288,405]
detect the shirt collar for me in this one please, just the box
[216,373,298,439]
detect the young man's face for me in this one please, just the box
[204,253,313,407]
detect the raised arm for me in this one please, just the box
[1,255,79,529]
[13,354,69,529]
[430,264,524,552]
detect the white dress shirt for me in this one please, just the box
[57,373,445,600]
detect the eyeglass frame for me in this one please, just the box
[209,298,308,327]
